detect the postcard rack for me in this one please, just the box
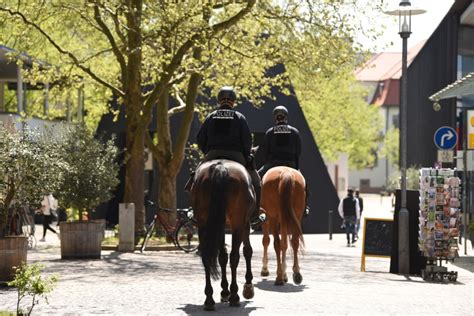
[418,168,460,282]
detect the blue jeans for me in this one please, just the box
[343,216,356,243]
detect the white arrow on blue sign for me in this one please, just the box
[434,126,457,150]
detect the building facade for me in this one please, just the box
[349,43,424,193]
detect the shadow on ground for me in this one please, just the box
[177,301,258,315]
[254,279,307,293]
[452,256,474,273]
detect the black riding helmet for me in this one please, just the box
[217,86,237,103]
[273,105,288,122]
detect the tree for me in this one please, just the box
[289,63,382,169]
[55,125,119,221]
[0,123,67,237]
[0,1,384,229]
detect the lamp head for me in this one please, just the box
[384,1,426,36]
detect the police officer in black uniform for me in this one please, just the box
[192,86,264,228]
[258,106,301,176]
[257,106,309,214]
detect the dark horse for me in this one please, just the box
[191,159,255,311]
[260,166,305,285]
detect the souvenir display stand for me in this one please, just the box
[418,168,461,282]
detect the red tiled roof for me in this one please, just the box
[355,41,426,81]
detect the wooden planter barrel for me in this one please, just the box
[0,236,27,282]
[60,220,105,259]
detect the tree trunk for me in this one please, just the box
[123,0,145,235]
[157,168,177,226]
[124,118,145,235]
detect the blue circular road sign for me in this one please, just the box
[434,126,457,150]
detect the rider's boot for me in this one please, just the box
[304,183,310,217]
[249,176,266,230]
[184,171,195,192]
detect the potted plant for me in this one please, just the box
[0,123,66,282]
[56,125,119,259]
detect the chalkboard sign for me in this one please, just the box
[361,218,393,272]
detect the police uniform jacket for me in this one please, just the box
[260,122,301,168]
[196,106,252,158]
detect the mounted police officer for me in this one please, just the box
[187,86,265,229]
[257,106,310,214]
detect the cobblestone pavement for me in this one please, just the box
[1,195,473,315]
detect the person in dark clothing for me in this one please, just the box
[354,189,364,240]
[257,106,309,215]
[188,86,265,228]
[338,189,360,247]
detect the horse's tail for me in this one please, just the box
[279,171,304,249]
[202,162,229,280]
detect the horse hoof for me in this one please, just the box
[204,297,215,311]
[204,304,215,311]
[221,293,230,303]
[243,283,254,299]
[293,272,303,285]
[229,294,240,307]
[229,300,241,307]
[275,279,285,286]
[261,269,269,277]
[284,275,288,283]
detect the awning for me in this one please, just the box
[429,72,474,101]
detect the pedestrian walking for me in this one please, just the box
[38,193,58,241]
[338,188,360,247]
[354,189,364,240]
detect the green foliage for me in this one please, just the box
[7,262,59,316]
[0,1,386,224]
[386,166,420,193]
[380,127,399,168]
[291,65,382,169]
[0,123,67,237]
[55,125,119,218]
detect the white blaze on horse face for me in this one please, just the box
[213,109,234,119]
[273,125,291,134]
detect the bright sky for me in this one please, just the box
[358,0,455,52]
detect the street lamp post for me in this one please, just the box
[385,1,426,275]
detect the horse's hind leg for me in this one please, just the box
[280,227,289,284]
[202,258,215,311]
[229,230,242,307]
[261,222,270,277]
[218,236,230,302]
[242,224,254,299]
[273,226,284,286]
[292,235,303,285]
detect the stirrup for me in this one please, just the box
[304,206,310,217]
[250,213,266,230]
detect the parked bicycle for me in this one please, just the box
[140,201,199,253]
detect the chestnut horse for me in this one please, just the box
[260,166,305,285]
[191,160,255,311]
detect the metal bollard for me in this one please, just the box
[328,210,333,240]
[398,208,410,274]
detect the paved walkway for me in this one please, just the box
[0,194,472,315]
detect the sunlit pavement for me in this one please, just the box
[0,195,472,315]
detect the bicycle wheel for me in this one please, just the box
[175,219,199,253]
[140,220,156,253]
